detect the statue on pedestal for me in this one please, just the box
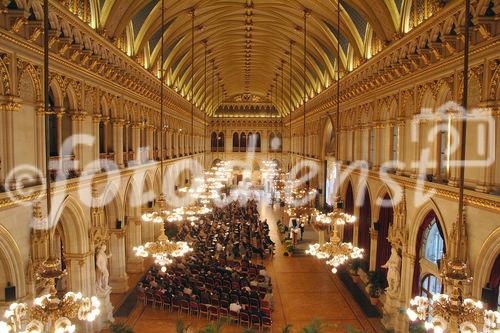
[382,248,401,295]
[96,244,111,292]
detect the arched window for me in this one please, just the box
[48,90,58,157]
[240,133,246,152]
[255,132,261,151]
[376,194,394,275]
[232,132,239,152]
[412,211,446,297]
[217,132,224,152]
[269,132,275,151]
[210,132,217,152]
[343,182,354,243]
[247,132,253,151]
[422,220,444,264]
[358,187,372,269]
[421,274,442,299]
[99,122,106,154]
[276,133,282,152]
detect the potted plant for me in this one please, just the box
[367,271,385,305]
[349,259,362,283]
[109,322,134,333]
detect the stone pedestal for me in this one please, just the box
[96,287,114,331]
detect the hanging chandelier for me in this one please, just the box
[0,259,100,333]
[306,229,363,274]
[406,1,500,331]
[134,223,192,273]
[307,203,361,273]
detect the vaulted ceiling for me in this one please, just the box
[91,0,428,116]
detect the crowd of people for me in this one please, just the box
[136,199,275,328]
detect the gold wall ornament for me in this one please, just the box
[0,95,22,112]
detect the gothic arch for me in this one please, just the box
[0,224,25,301]
[18,63,41,102]
[407,199,448,257]
[372,184,395,223]
[52,195,89,254]
[472,227,500,298]
[0,56,11,96]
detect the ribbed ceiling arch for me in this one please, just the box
[99,0,402,116]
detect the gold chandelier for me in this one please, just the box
[306,229,363,274]
[0,257,100,333]
[406,1,500,331]
[134,222,192,273]
[307,201,361,273]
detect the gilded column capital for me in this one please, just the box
[111,118,125,126]
[92,115,102,123]
[70,109,87,121]
[0,95,22,112]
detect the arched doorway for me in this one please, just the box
[376,193,394,286]
[358,187,371,269]
[343,182,354,243]
[51,196,92,295]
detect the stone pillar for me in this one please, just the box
[92,115,101,172]
[395,118,405,175]
[126,217,144,273]
[112,118,124,168]
[165,129,172,158]
[131,122,141,165]
[108,229,129,293]
[0,95,21,188]
[146,125,154,160]
[353,205,360,247]
[70,111,85,173]
[369,227,378,271]
[35,104,46,177]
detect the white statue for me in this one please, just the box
[96,245,111,291]
[382,248,401,295]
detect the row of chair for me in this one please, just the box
[138,291,272,331]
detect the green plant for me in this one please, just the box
[176,320,191,333]
[367,270,385,298]
[301,318,329,333]
[197,320,225,333]
[281,324,293,333]
[165,223,179,239]
[349,258,362,274]
[109,322,134,333]
[409,322,426,333]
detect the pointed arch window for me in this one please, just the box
[232,132,239,152]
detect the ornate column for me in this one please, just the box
[146,124,154,160]
[131,122,141,165]
[0,94,21,189]
[125,217,143,273]
[89,185,114,328]
[70,110,85,173]
[108,228,128,293]
[91,115,101,172]
[35,103,46,177]
[165,128,171,158]
[383,188,410,333]
[395,117,405,175]
[111,118,124,168]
